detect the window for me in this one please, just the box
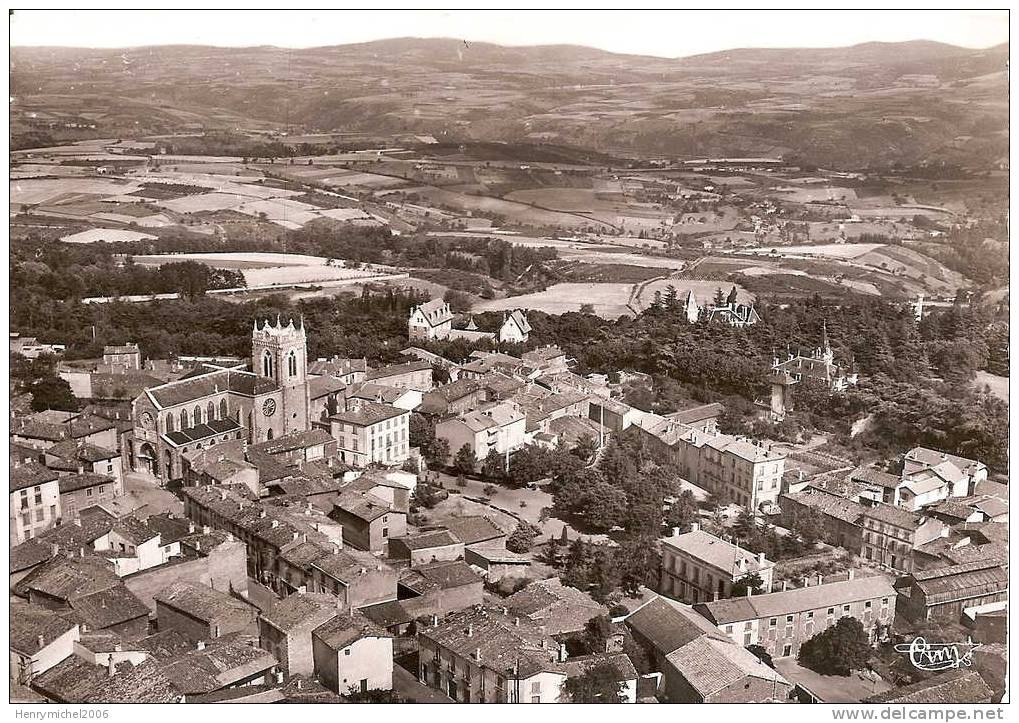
[724,625,733,634]
[193,405,202,426]
[827,607,835,615]
[166,415,175,433]
[786,615,794,623]
[382,528,389,538]
[86,488,94,497]
[344,649,351,656]
[98,486,105,494]
[865,601,872,609]
[21,513,31,527]
[288,350,297,377]
[180,409,188,429]
[263,351,274,378]
[208,401,216,421]
[220,399,228,419]
[843,605,850,614]
[34,492,42,505]
[769,618,777,628]
[35,509,44,522]
[806,611,814,620]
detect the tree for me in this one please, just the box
[664,490,699,530]
[572,435,598,462]
[506,523,539,553]
[730,571,764,598]
[583,614,614,654]
[28,375,78,412]
[579,303,596,314]
[453,444,476,475]
[560,663,626,703]
[798,616,873,676]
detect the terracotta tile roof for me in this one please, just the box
[399,560,481,594]
[58,472,115,495]
[563,652,638,682]
[864,669,993,704]
[32,656,185,703]
[850,465,902,490]
[860,503,922,529]
[10,600,78,655]
[420,605,564,679]
[661,529,774,575]
[46,440,119,463]
[251,428,333,456]
[11,461,60,492]
[135,630,193,660]
[397,529,461,551]
[154,581,258,628]
[441,516,507,546]
[665,635,788,698]
[695,576,897,624]
[330,401,406,427]
[14,555,119,602]
[159,634,277,695]
[312,609,391,650]
[367,360,431,381]
[261,592,339,633]
[504,577,607,636]
[68,585,150,630]
[625,596,726,655]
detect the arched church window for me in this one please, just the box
[288,350,297,377]
[180,409,188,429]
[193,405,202,426]
[166,415,174,433]
[207,401,216,422]
[263,351,273,378]
[220,399,228,419]
[267,428,274,441]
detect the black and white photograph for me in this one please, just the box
[6,7,1010,711]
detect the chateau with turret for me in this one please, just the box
[769,321,858,419]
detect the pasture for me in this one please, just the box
[473,283,636,319]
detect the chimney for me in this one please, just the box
[276,671,284,685]
[73,518,82,527]
[188,522,196,534]
[713,591,719,602]
[107,656,116,677]
[758,552,766,565]
[475,647,481,661]
[467,624,473,637]
[514,617,520,627]
[37,634,45,649]
[203,525,210,534]
[782,581,789,591]
[746,587,752,598]
[51,543,60,557]
[848,569,855,581]
[213,624,220,638]
[689,522,699,533]
[558,643,568,663]
[671,527,681,538]
[197,640,206,651]
[296,680,303,691]
[431,615,438,628]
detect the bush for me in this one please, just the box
[798,616,872,676]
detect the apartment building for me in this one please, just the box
[693,574,896,659]
[328,401,410,468]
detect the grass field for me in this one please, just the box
[766,243,884,259]
[473,282,636,318]
[636,279,755,309]
[130,252,385,286]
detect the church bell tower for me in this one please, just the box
[252,316,311,434]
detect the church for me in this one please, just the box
[130,317,312,482]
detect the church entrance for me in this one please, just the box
[137,442,158,477]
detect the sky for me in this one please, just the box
[8,9,1009,58]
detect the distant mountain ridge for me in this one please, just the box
[10,38,1009,167]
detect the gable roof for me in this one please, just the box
[32,656,185,703]
[261,592,339,634]
[695,576,897,624]
[441,516,507,546]
[11,461,60,492]
[145,368,278,409]
[503,577,607,636]
[411,299,453,328]
[661,529,773,575]
[67,585,151,630]
[909,562,1007,604]
[312,610,391,650]
[624,596,725,655]
[399,560,481,594]
[154,581,257,628]
[15,555,119,601]
[864,669,993,704]
[665,635,788,699]
[10,601,79,655]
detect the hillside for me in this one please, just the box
[10,39,1009,168]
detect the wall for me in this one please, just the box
[704,674,791,703]
[313,635,394,694]
[123,539,248,612]
[435,419,477,462]
[10,479,62,545]
[20,626,80,683]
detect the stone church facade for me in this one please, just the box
[129,317,311,483]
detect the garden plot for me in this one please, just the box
[232,198,322,227]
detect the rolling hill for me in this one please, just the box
[10,38,1009,168]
